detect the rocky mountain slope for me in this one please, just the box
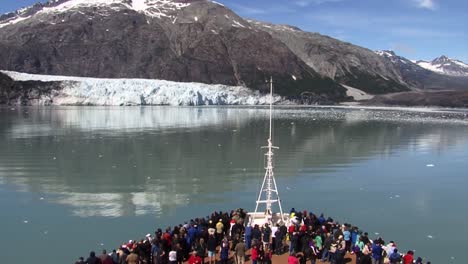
[248,21,409,94]
[415,55,468,77]
[0,0,345,102]
[0,0,467,106]
[249,20,468,94]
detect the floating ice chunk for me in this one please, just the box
[43,230,48,235]
[23,220,29,224]
[427,235,433,239]
[242,168,247,171]
[395,194,400,198]
[374,232,379,235]
[100,243,104,246]
[426,164,435,167]
[232,130,237,132]
[286,187,291,190]
[147,177,151,179]
[98,154,103,158]
[291,75,297,80]
[52,157,57,160]
[218,144,222,147]
[40,197,44,200]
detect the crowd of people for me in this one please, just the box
[75,208,430,264]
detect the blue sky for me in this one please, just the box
[1,0,467,62]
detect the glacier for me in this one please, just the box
[2,71,286,106]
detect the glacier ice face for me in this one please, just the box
[2,71,286,106]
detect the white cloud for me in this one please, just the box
[230,4,266,15]
[413,0,436,10]
[294,0,344,7]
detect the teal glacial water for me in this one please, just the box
[0,106,467,263]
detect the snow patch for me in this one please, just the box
[211,1,224,6]
[291,75,297,80]
[0,15,32,28]
[342,84,374,101]
[232,20,245,28]
[2,71,286,106]
[0,0,192,27]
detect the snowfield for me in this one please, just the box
[2,71,286,106]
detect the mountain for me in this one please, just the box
[248,21,409,94]
[0,0,467,106]
[415,56,468,77]
[0,0,345,102]
[375,50,468,91]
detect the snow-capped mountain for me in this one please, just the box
[0,0,467,106]
[374,50,468,90]
[0,0,348,102]
[415,56,468,77]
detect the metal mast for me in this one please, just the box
[253,77,285,222]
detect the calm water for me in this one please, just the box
[0,106,467,264]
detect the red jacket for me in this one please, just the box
[188,255,202,264]
[403,254,413,264]
[251,247,258,261]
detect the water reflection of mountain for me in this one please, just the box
[0,107,467,217]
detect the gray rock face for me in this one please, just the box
[248,21,409,94]
[0,72,62,105]
[0,0,346,101]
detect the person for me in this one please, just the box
[219,238,229,264]
[252,225,262,246]
[321,232,332,262]
[168,248,177,264]
[360,243,372,264]
[109,250,119,264]
[263,248,272,264]
[188,251,202,264]
[234,239,246,264]
[194,238,206,264]
[389,249,402,264]
[287,252,299,264]
[271,224,278,252]
[75,257,85,264]
[216,219,224,243]
[207,234,217,264]
[152,241,164,264]
[117,246,128,264]
[245,224,252,249]
[99,250,113,264]
[402,251,414,264]
[125,251,139,264]
[86,251,101,264]
[371,240,383,264]
[343,226,351,252]
[274,226,283,255]
[257,244,265,264]
[251,245,259,264]
[415,257,423,264]
[262,223,272,250]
